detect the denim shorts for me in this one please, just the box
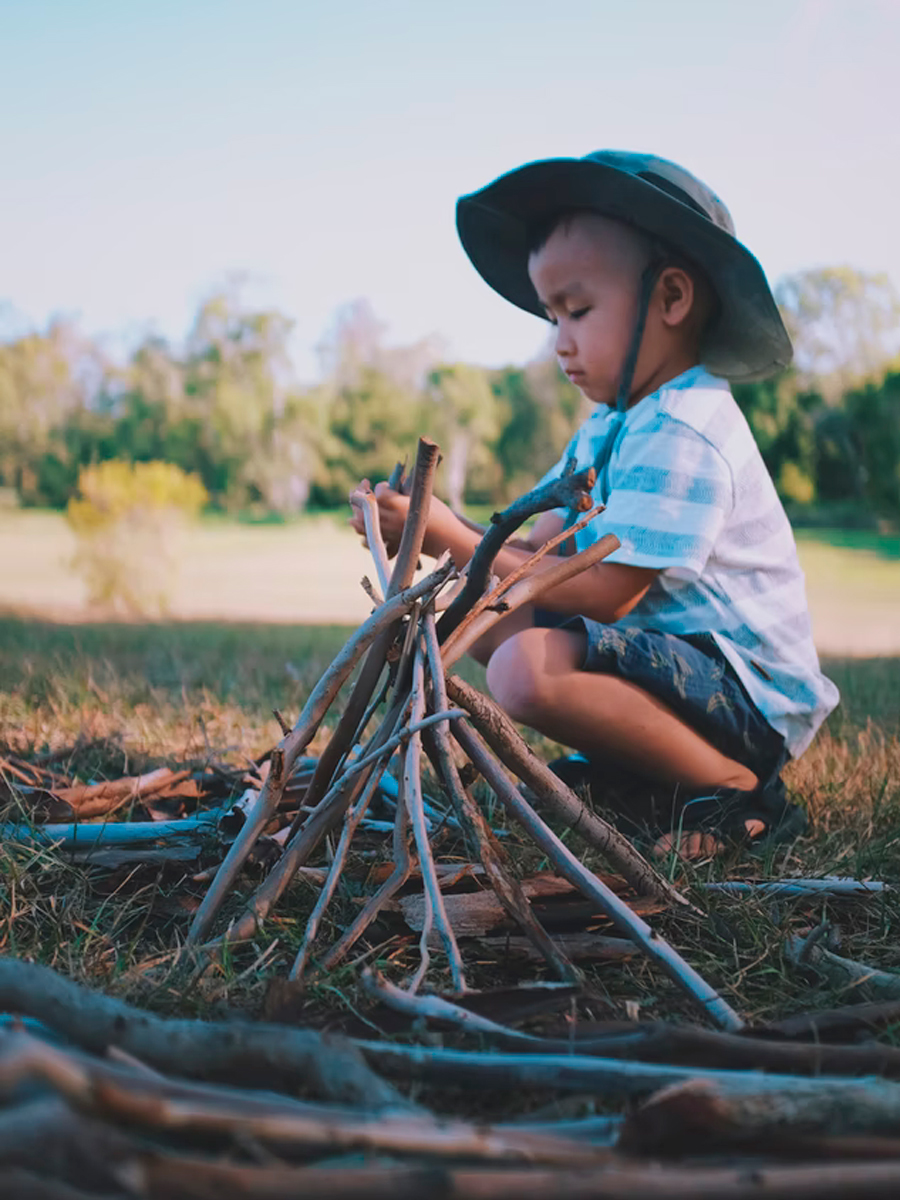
[534,612,788,787]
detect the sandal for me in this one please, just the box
[544,754,808,852]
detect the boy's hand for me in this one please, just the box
[348,478,471,562]
[348,478,410,558]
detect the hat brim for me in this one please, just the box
[456,158,791,382]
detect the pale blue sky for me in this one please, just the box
[1,0,897,379]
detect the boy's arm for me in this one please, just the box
[351,483,657,623]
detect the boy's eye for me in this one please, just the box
[570,307,590,320]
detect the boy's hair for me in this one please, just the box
[525,208,721,338]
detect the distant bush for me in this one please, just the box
[66,461,207,615]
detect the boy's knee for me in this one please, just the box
[486,631,547,722]
[486,627,579,723]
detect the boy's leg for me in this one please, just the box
[467,605,536,666]
[486,626,759,790]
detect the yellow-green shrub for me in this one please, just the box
[67,461,207,614]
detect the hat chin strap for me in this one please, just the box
[560,255,665,552]
[595,254,666,503]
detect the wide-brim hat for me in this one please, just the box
[456,150,792,382]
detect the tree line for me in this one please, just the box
[1,266,898,523]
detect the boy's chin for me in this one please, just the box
[580,383,616,407]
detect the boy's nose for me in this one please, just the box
[555,326,575,357]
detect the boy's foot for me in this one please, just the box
[544,755,807,861]
[651,819,766,862]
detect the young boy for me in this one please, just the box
[351,150,839,858]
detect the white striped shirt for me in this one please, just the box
[539,366,839,757]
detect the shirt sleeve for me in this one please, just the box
[596,414,734,578]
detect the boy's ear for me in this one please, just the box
[658,266,695,328]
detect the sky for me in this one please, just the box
[1,0,898,381]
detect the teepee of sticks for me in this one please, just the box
[183,436,742,1032]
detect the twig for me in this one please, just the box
[437,456,596,642]
[285,437,441,837]
[354,485,392,597]
[453,720,744,1032]
[445,674,697,914]
[421,613,579,983]
[314,771,414,975]
[362,968,543,1044]
[441,533,621,666]
[289,721,405,983]
[0,958,411,1111]
[786,934,900,1001]
[403,639,465,994]
[185,559,452,949]
[440,502,604,657]
[704,878,890,898]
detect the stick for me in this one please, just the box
[704,878,890,898]
[354,485,392,597]
[288,765,393,984]
[0,1029,610,1167]
[445,675,696,913]
[125,1155,900,1200]
[0,812,221,849]
[453,720,743,1032]
[441,533,620,666]
[185,559,452,949]
[421,614,579,984]
[437,456,596,642]
[786,934,900,1001]
[621,1072,900,1147]
[362,968,545,1044]
[0,958,411,1111]
[358,1038,896,1099]
[314,771,414,975]
[441,503,604,656]
[294,438,442,832]
[403,639,465,994]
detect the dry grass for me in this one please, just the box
[2,511,899,652]
[0,605,898,1040]
[0,514,898,1042]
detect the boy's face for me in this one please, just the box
[528,213,650,407]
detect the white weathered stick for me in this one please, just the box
[402,639,465,995]
[355,486,392,598]
[454,720,744,1032]
[706,878,890,898]
[362,968,542,1044]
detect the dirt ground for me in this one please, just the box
[1,510,898,655]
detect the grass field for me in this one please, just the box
[0,510,899,1033]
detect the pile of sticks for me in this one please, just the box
[8,434,900,1193]
[174,436,740,1030]
[6,958,900,1197]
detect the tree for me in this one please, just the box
[776,267,900,399]
[424,364,499,509]
[0,318,101,503]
